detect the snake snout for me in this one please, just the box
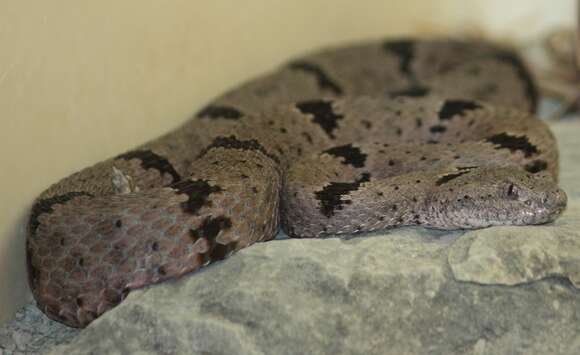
[544,187,568,216]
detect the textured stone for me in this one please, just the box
[449,202,580,287]
[0,303,79,355]
[48,230,580,355]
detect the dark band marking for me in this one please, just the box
[493,50,538,112]
[485,133,539,157]
[296,100,344,139]
[29,192,94,234]
[116,150,181,183]
[210,240,238,261]
[436,167,475,186]
[525,160,548,173]
[383,40,416,77]
[288,61,343,95]
[315,173,371,217]
[172,179,222,214]
[196,105,244,120]
[323,144,367,168]
[430,125,447,133]
[388,85,430,97]
[190,216,232,241]
[189,216,234,262]
[439,100,482,120]
[200,135,280,164]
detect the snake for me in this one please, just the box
[26,38,568,328]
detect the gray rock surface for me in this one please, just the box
[45,120,580,355]
[449,202,580,287]
[0,303,79,355]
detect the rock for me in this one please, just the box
[49,228,580,355]
[449,202,580,287]
[0,302,79,355]
[5,121,580,355]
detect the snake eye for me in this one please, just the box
[507,184,518,199]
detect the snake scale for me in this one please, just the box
[27,38,568,328]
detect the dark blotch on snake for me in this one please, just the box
[172,179,223,214]
[315,173,371,217]
[493,49,538,112]
[430,125,447,133]
[189,216,235,262]
[288,61,343,95]
[200,135,280,164]
[486,133,539,157]
[436,170,471,186]
[383,39,416,77]
[525,159,548,173]
[323,144,367,168]
[29,191,94,234]
[296,100,344,139]
[210,241,238,261]
[116,150,181,183]
[196,105,244,120]
[190,216,233,241]
[439,100,482,120]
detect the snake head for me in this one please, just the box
[429,167,567,229]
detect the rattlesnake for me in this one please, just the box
[27,38,567,328]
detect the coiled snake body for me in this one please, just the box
[27,38,567,328]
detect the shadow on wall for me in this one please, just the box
[0,210,32,324]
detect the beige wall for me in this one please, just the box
[0,0,573,325]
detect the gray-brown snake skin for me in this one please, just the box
[27,38,568,328]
